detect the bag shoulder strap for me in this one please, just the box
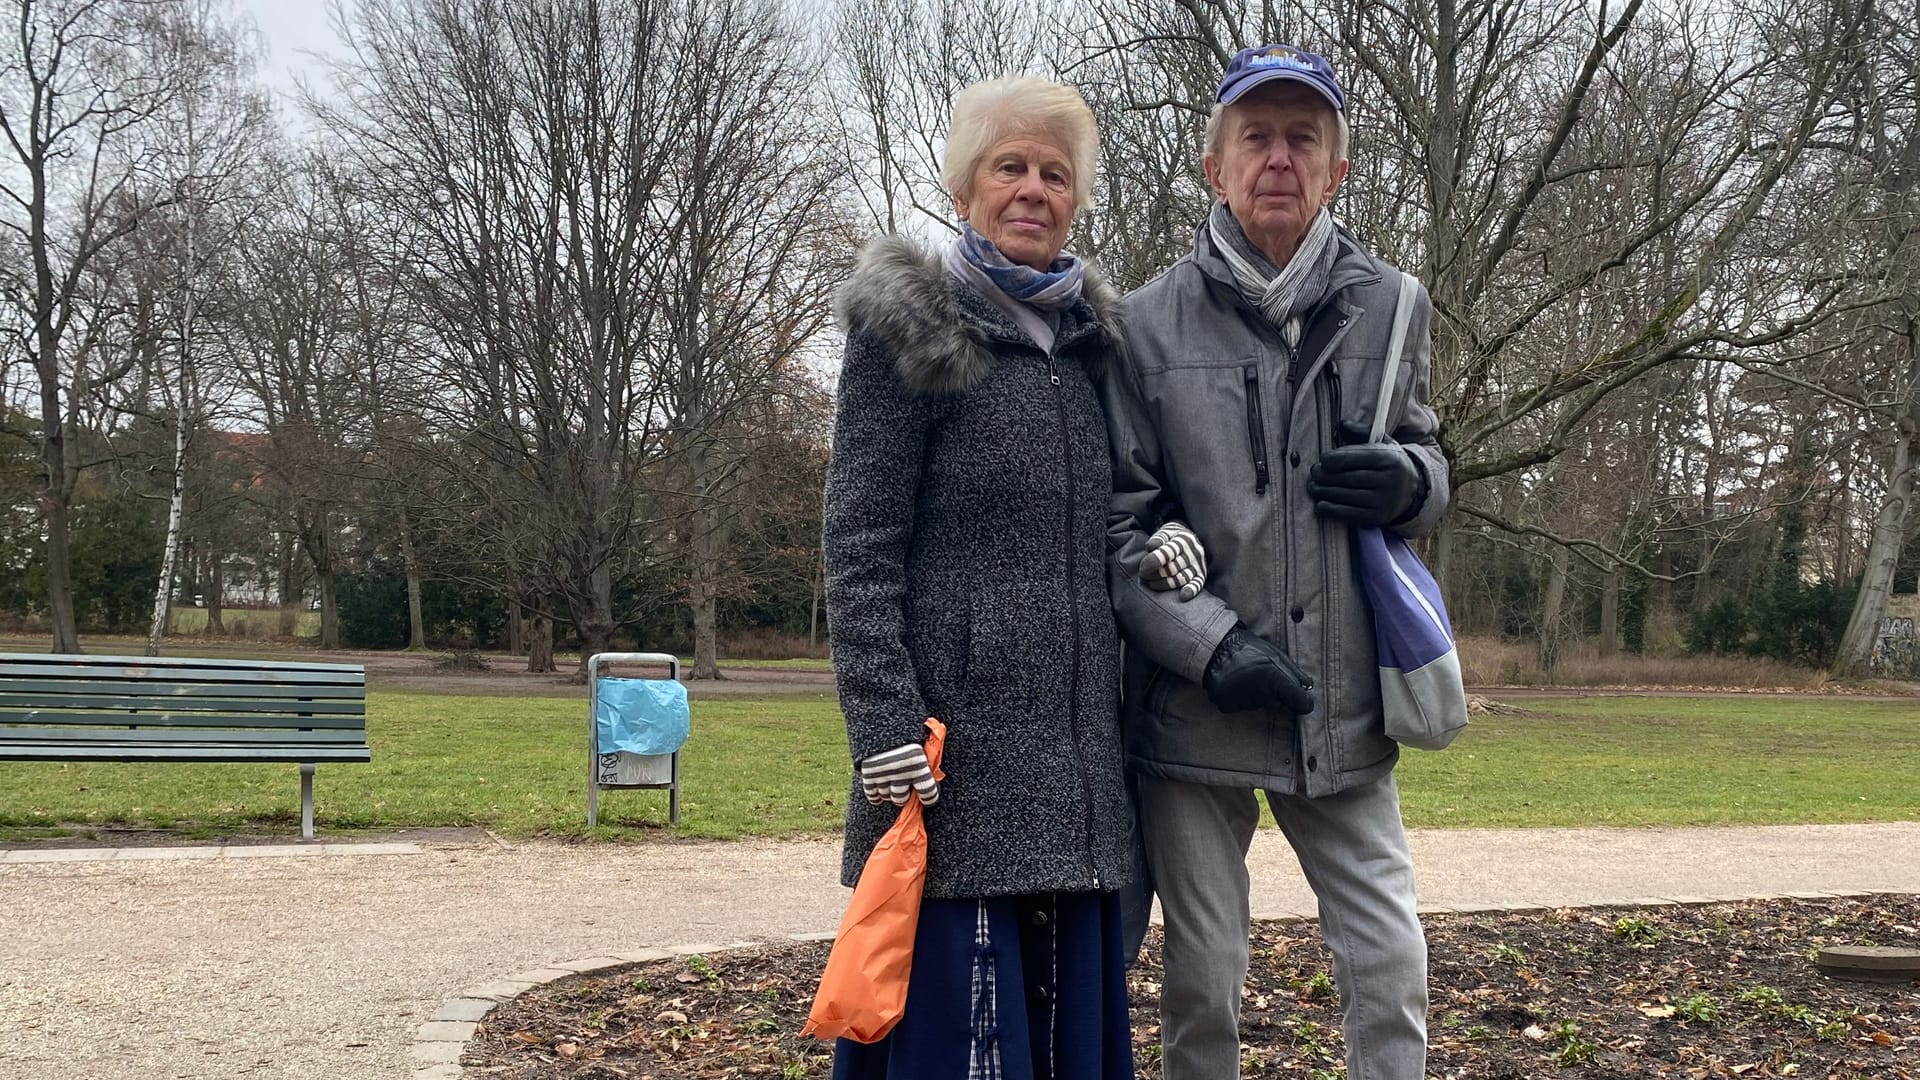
[1370,270,1422,444]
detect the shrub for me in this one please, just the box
[335,570,408,649]
[1684,598,1749,655]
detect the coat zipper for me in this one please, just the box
[1047,347,1099,889]
[1243,365,1270,494]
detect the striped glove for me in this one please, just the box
[860,742,939,806]
[1141,521,1207,601]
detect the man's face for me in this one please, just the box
[954,136,1076,271]
[1203,83,1349,263]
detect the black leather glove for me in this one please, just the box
[1202,625,1316,715]
[1308,421,1426,527]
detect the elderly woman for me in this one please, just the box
[823,77,1190,1079]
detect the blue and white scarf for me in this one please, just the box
[950,224,1084,311]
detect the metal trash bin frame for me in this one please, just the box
[587,652,683,826]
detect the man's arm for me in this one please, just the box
[1099,342,1240,685]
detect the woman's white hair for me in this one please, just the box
[942,77,1099,211]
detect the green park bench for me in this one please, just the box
[0,652,370,839]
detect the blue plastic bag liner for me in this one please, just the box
[594,677,690,756]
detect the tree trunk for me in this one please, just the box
[399,517,427,650]
[571,563,615,679]
[179,535,198,610]
[1835,412,1918,675]
[689,502,726,679]
[278,532,301,635]
[145,414,190,657]
[507,596,526,656]
[809,557,821,651]
[527,609,556,673]
[404,564,426,650]
[318,567,340,648]
[1598,568,1619,657]
[205,548,226,635]
[301,517,341,649]
[1428,512,1456,619]
[1536,544,1572,673]
[692,586,721,679]
[41,479,81,653]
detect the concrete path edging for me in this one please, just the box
[0,842,423,863]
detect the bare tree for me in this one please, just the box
[228,160,365,650]
[131,0,271,655]
[0,0,183,651]
[652,5,852,679]
[1830,0,1919,674]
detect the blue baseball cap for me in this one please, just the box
[1215,43,1345,113]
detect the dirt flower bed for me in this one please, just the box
[464,894,1920,1079]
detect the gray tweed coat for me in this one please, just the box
[824,235,1132,899]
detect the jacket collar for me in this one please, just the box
[837,234,1123,395]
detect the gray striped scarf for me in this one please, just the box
[1207,201,1337,345]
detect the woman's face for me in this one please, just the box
[954,136,1076,271]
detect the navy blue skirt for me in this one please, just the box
[832,890,1134,1080]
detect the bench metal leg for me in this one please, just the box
[300,764,316,840]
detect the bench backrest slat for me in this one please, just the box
[0,661,360,684]
[1,725,369,745]
[0,708,366,730]
[0,652,363,674]
[0,679,364,700]
[0,693,364,716]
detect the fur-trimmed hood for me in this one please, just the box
[835,234,1124,395]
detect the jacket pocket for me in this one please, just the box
[1242,364,1270,494]
[1146,663,1175,716]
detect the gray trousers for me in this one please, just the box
[1137,773,1428,1080]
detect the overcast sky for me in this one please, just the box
[239,0,351,109]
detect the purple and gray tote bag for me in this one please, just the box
[1356,273,1470,751]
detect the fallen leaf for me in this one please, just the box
[556,1041,579,1057]
[1640,1004,1677,1018]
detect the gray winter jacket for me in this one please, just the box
[824,236,1132,898]
[1101,221,1450,797]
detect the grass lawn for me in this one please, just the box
[167,608,323,638]
[0,692,1915,841]
[1393,695,1920,827]
[678,656,834,672]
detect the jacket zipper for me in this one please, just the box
[1047,347,1099,889]
[1282,309,1334,785]
[1243,365,1270,494]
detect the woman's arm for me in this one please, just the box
[822,329,940,763]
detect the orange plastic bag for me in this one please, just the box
[800,717,947,1044]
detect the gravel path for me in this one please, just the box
[3,821,1918,1080]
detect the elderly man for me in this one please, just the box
[1101,44,1448,1079]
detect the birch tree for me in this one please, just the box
[135,0,270,655]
